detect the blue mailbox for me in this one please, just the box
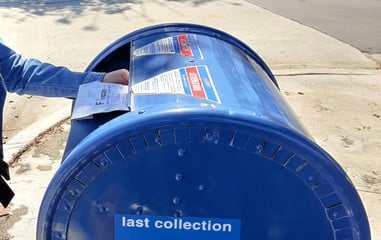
[37,24,370,240]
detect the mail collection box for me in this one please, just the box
[37,24,370,240]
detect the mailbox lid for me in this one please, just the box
[129,31,304,135]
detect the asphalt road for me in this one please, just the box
[246,0,381,54]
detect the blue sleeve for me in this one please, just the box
[0,41,105,98]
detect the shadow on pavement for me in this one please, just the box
[0,0,135,24]
[0,0,215,16]
[0,0,217,29]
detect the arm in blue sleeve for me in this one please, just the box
[0,41,105,98]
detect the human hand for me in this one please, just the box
[102,69,129,85]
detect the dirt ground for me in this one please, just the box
[1,118,70,240]
[277,70,381,239]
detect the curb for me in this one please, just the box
[4,105,71,165]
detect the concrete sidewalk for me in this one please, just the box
[0,0,380,239]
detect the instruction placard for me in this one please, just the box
[115,215,241,240]
[133,34,203,58]
[131,66,220,103]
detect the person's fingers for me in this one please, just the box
[116,69,129,84]
[103,69,129,85]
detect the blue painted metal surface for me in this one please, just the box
[37,24,370,240]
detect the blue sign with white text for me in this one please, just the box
[115,215,241,240]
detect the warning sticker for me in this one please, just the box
[133,34,203,58]
[115,215,241,240]
[177,34,193,56]
[131,66,220,103]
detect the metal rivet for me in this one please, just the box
[256,144,264,152]
[177,149,186,157]
[174,210,182,217]
[175,173,184,181]
[54,232,62,239]
[136,207,143,215]
[173,197,182,205]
